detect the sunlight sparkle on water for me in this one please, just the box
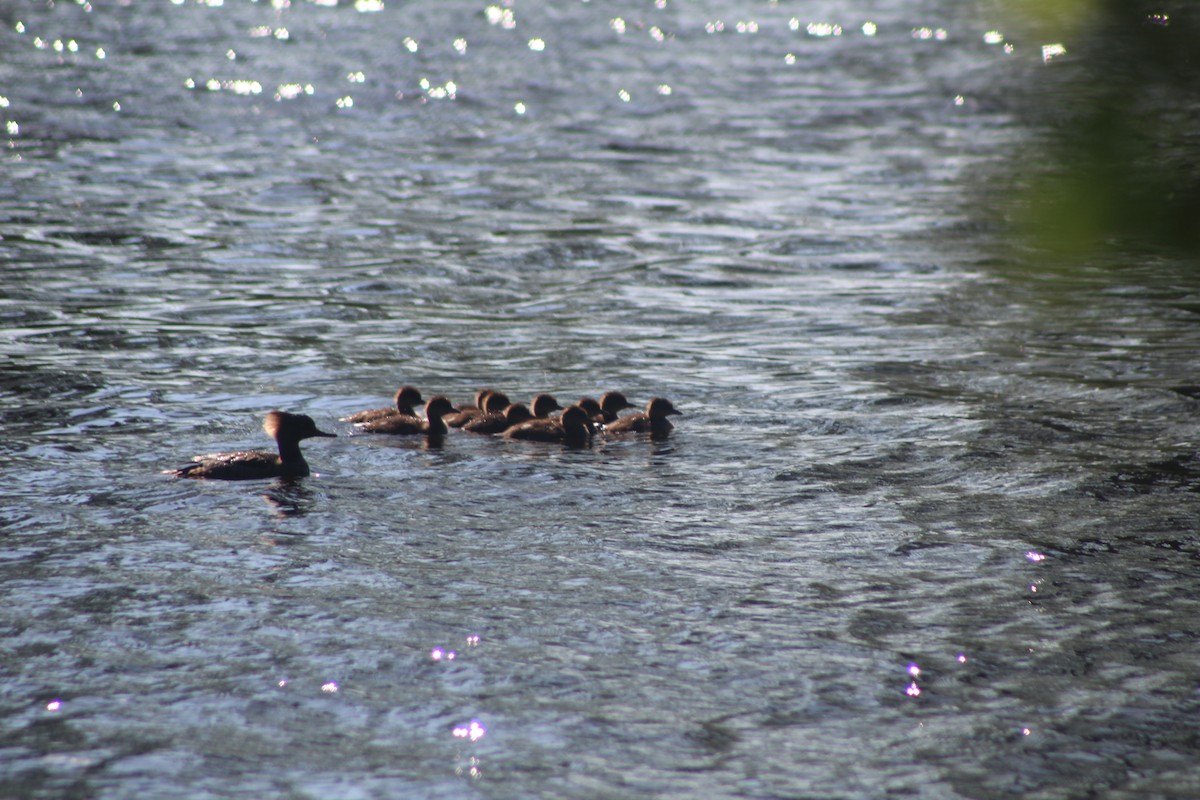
[610,18,626,34]
[486,6,516,28]
[404,37,418,52]
[431,647,457,661]
[984,30,1004,45]
[354,0,384,11]
[228,80,263,95]
[528,38,545,51]
[907,663,920,678]
[455,755,483,780]
[862,21,877,36]
[275,83,314,100]
[514,102,526,115]
[321,681,339,693]
[46,700,62,712]
[807,22,842,37]
[957,653,967,664]
[905,682,921,697]
[1042,43,1066,63]
[1025,551,1047,563]
[913,27,948,41]
[453,719,487,742]
[454,38,467,54]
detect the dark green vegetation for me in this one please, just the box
[1001,0,1200,258]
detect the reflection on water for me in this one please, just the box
[3,0,1200,798]
[261,482,321,518]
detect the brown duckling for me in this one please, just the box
[529,393,564,418]
[597,391,635,423]
[166,410,335,480]
[444,389,510,428]
[603,397,681,437]
[462,402,534,434]
[577,397,603,421]
[341,385,424,424]
[357,396,459,436]
[503,404,592,447]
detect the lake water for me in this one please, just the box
[3,1,1200,797]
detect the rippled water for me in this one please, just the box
[4,1,1200,797]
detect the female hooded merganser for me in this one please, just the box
[356,396,458,436]
[503,404,592,447]
[597,391,635,423]
[165,410,335,480]
[604,397,681,437]
[340,385,424,424]
[444,389,510,428]
[462,401,534,434]
[529,393,563,418]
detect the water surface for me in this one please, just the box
[3,1,1200,798]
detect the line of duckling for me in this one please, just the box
[166,387,681,481]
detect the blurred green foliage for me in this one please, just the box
[999,0,1200,257]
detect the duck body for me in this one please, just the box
[604,397,681,437]
[504,405,592,447]
[341,385,423,424]
[357,396,458,436]
[166,410,335,480]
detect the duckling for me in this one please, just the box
[444,389,510,428]
[356,396,459,437]
[529,393,564,418]
[597,391,635,423]
[462,402,534,434]
[503,404,592,447]
[341,385,424,424]
[603,397,681,438]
